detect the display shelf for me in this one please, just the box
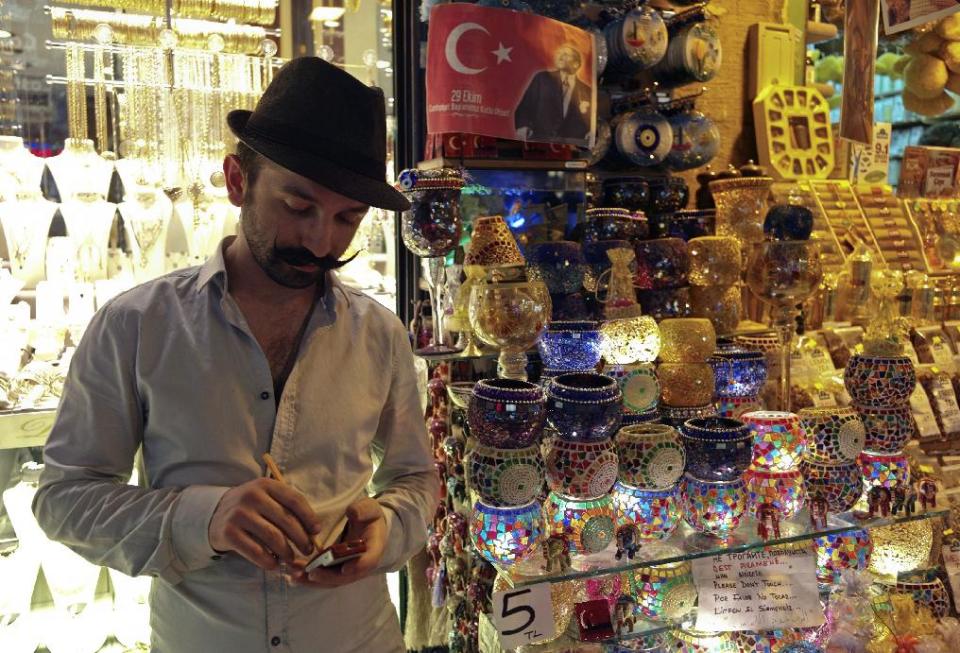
[417,157,590,172]
[498,507,947,589]
[0,408,56,450]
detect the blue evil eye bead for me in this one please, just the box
[764,202,814,241]
[397,168,417,191]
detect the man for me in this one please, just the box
[514,43,592,142]
[32,57,439,652]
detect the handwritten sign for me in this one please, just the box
[491,582,556,649]
[691,547,824,632]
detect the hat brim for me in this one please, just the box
[227,110,411,212]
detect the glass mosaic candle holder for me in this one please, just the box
[537,320,602,371]
[654,209,716,241]
[690,285,742,336]
[613,481,681,539]
[584,207,649,243]
[658,363,715,407]
[545,437,619,499]
[397,168,464,257]
[741,410,806,471]
[709,348,767,398]
[468,378,545,449]
[858,451,910,489]
[634,238,690,290]
[660,403,716,429]
[546,372,623,441]
[638,287,693,320]
[599,316,662,365]
[885,577,951,618]
[797,406,866,464]
[658,318,717,363]
[743,468,806,519]
[675,628,735,653]
[647,175,690,215]
[734,631,804,653]
[606,363,660,414]
[465,443,545,506]
[680,473,747,537]
[544,492,617,556]
[709,176,774,246]
[843,354,917,409]
[813,529,872,583]
[615,423,685,489]
[526,241,587,294]
[603,177,650,212]
[799,459,863,513]
[715,395,763,419]
[470,500,544,566]
[680,416,752,480]
[688,236,741,287]
[869,519,934,576]
[628,561,698,621]
[856,405,914,454]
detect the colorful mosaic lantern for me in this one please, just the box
[658,363,715,407]
[744,468,806,519]
[884,577,951,618]
[680,473,747,537]
[857,405,914,454]
[858,451,910,489]
[612,481,681,539]
[468,378,545,449]
[742,410,806,471]
[546,372,624,441]
[869,519,934,576]
[709,348,767,398]
[812,529,872,583]
[681,417,753,482]
[797,406,865,464]
[799,459,863,513]
[657,318,716,362]
[715,394,763,419]
[544,492,617,556]
[606,363,661,415]
[615,423,685,489]
[733,630,804,653]
[628,561,698,621]
[526,241,587,294]
[599,316,662,365]
[537,320,602,371]
[843,354,917,409]
[465,443,545,506]
[470,500,544,566]
[545,437,619,499]
[674,628,736,653]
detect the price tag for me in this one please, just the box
[491,583,556,649]
[810,387,837,407]
[911,384,942,440]
[932,376,960,435]
[931,337,956,371]
[790,350,811,380]
[805,347,836,376]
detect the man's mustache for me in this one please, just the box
[273,245,359,270]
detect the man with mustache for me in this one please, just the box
[32,58,439,652]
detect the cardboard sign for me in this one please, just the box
[491,583,556,648]
[912,384,943,440]
[811,387,838,408]
[932,375,960,435]
[849,122,891,184]
[931,337,956,371]
[692,548,824,632]
[805,346,837,377]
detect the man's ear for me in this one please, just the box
[223,154,246,207]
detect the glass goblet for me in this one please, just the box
[469,280,552,381]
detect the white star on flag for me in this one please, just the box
[492,42,513,64]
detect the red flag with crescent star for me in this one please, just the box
[426,3,596,148]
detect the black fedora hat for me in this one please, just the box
[227,57,410,211]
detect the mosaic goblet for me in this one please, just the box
[470,500,544,566]
[470,280,551,380]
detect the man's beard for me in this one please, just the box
[241,205,358,289]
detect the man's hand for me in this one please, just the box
[291,497,387,588]
[208,478,321,570]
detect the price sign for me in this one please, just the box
[804,347,836,377]
[810,387,837,407]
[790,350,811,380]
[932,376,960,434]
[931,337,956,371]
[910,384,941,440]
[491,583,556,649]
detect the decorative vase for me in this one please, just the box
[858,451,910,489]
[537,320,602,371]
[468,378,545,449]
[813,529,872,582]
[527,241,587,294]
[856,405,914,454]
[396,167,464,257]
[658,363,715,407]
[743,468,806,519]
[634,238,690,290]
[797,406,866,463]
[799,459,863,513]
[613,482,681,540]
[741,410,806,471]
[680,474,747,537]
[709,347,767,398]
[628,561,698,621]
[544,492,617,556]
[470,500,544,566]
[606,363,660,414]
[680,417,753,482]
[615,423,685,489]
[465,443,545,506]
[469,280,552,380]
[843,354,916,408]
[546,372,623,441]
[545,437,619,499]
[599,316,661,365]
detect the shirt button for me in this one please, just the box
[260,391,270,400]
[271,636,281,646]
[211,554,222,561]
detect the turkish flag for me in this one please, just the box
[426,3,596,148]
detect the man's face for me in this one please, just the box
[555,47,580,75]
[235,158,369,289]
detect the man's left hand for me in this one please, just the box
[290,498,387,588]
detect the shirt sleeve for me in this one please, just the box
[32,301,227,584]
[369,323,440,573]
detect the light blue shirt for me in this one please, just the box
[32,239,439,652]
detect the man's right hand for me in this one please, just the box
[208,478,321,570]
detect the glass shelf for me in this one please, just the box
[499,506,948,589]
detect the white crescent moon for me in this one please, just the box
[445,22,489,75]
